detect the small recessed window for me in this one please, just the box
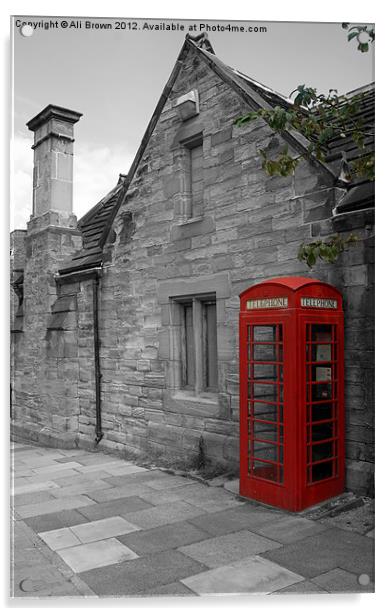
[189,141,203,219]
[183,135,204,220]
[178,295,217,394]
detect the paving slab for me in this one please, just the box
[130,482,242,511]
[54,470,113,486]
[191,498,245,514]
[103,469,169,487]
[77,495,153,521]
[223,479,239,494]
[118,520,211,555]
[140,487,191,505]
[39,527,81,551]
[252,516,328,544]
[12,563,82,597]
[53,449,90,458]
[13,545,55,568]
[27,468,81,481]
[17,457,70,470]
[189,504,287,537]
[104,464,149,476]
[181,555,304,595]
[58,537,139,573]
[10,517,95,598]
[13,490,57,506]
[79,550,207,596]
[146,582,196,596]
[166,483,220,500]
[166,484,244,513]
[311,567,374,593]
[265,527,374,579]
[56,453,116,466]
[178,529,281,568]
[12,477,32,487]
[70,516,140,543]
[32,461,84,474]
[11,469,34,479]
[145,476,196,490]
[274,580,328,594]
[122,500,206,530]
[24,509,91,533]
[75,461,138,474]
[85,483,157,503]
[11,480,59,496]
[14,453,63,465]
[15,495,96,519]
[50,480,114,499]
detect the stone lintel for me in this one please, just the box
[158,272,231,304]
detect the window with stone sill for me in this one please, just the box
[176,294,218,395]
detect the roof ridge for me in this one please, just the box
[344,82,375,97]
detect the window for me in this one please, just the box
[189,141,203,218]
[183,135,204,219]
[178,295,217,394]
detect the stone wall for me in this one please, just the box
[11,216,82,447]
[10,230,27,324]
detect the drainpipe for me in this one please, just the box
[92,271,103,444]
[55,266,104,444]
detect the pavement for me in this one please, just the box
[10,441,375,598]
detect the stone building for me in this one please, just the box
[10,34,374,496]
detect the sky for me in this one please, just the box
[11,17,374,230]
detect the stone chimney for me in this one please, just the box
[26,105,82,228]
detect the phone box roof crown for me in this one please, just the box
[240,276,342,312]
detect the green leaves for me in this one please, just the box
[234,111,262,127]
[342,23,375,52]
[351,153,375,181]
[348,31,359,42]
[234,85,374,182]
[298,234,359,269]
[318,126,335,145]
[259,147,302,177]
[290,85,317,107]
[234,24,374,185]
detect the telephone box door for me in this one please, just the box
[239,312,297,510]
[298,313,345,509]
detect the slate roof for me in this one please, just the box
[323,84,374,167]
[58,176,126,274]
[59,34,374,275]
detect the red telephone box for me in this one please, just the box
[239,277,344,512]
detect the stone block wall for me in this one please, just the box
[11,220,82,446]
